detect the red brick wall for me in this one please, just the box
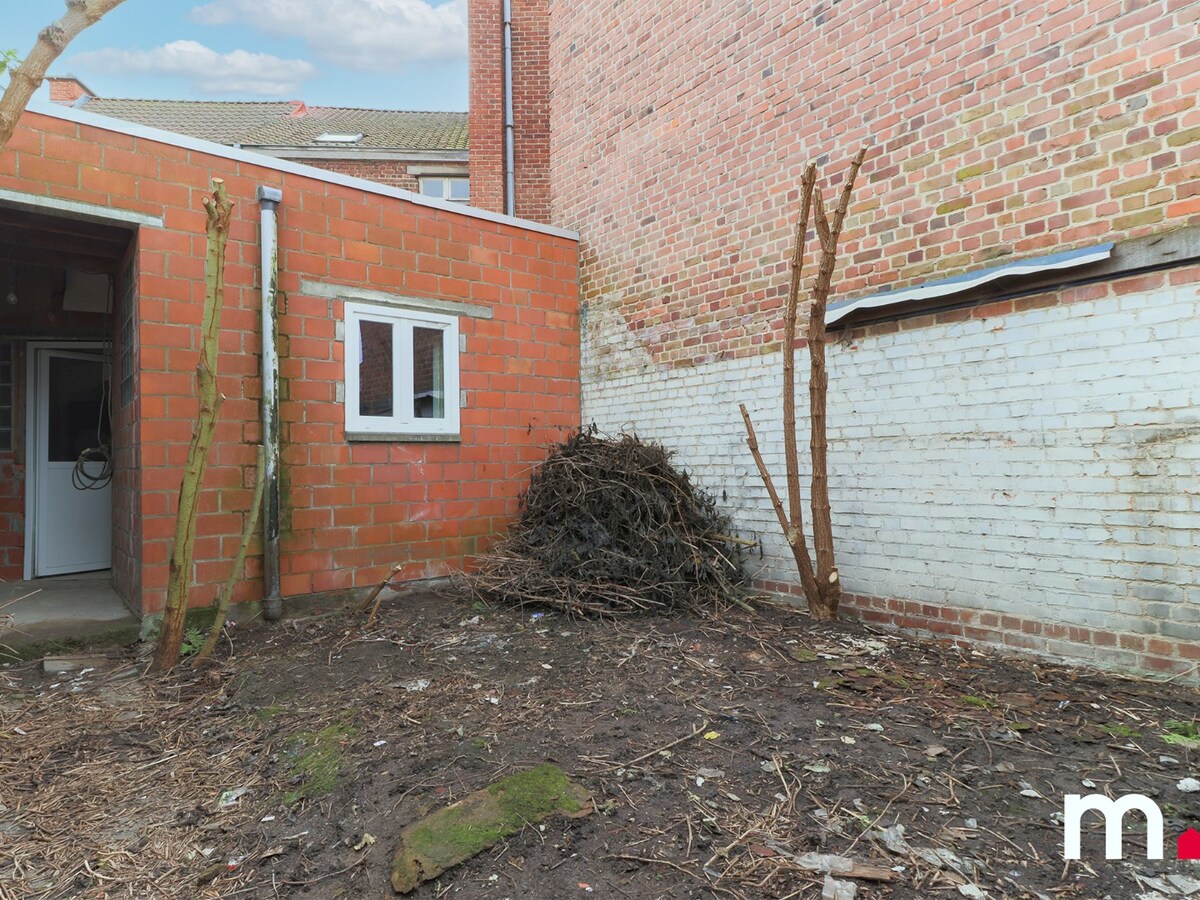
[299,158,421,192]
[0,341,23,579]
[111,241,141,607]
[293,158,469,194]
[543,0,1200,373]
[468,0,551,222]
[511,0,1200,677]
[1,111,579,615]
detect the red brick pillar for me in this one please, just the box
[469,0,506,215]
[468,0,551,223]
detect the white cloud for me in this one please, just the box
[189,0,468,71]
[73,40,317,95]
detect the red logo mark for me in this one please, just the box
[1178,828,1200,861]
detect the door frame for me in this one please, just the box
[23,340,111,580]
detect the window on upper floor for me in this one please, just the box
[344,301,460,439]
[418,176,470,204]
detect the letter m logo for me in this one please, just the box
[1063,793,1164,860]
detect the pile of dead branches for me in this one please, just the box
[468,430,745,616]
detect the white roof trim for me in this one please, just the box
[826,242,1114,325]
[248,147,468,163]
[25,102,578,242]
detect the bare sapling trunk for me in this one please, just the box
[739,148,866,620]
[0,0,129,151]
[152,179,234,672]
[192,443,266,667]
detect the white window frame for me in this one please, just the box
[418,175,470,204]
[344,301,460,439]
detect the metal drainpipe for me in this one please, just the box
[257,186,283,621]
[502,0,516,216]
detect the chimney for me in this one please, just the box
[48,76,96,106]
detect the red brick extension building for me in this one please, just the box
[469,0,1200,675]
[0,102,578,616]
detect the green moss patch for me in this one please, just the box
[282,724,357,805]
[1163,720,1200,749]
[391,764,592,893]
[961,694,994,710]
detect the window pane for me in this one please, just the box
[48,356,110,463]
[419,178,444,198]
[449,178,470,200]
[412,326,444,419]
[358,319,394,417]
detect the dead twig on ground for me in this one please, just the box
[358,562,404,627]
[603,720,711,772]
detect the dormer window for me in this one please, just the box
[418,176,470,203]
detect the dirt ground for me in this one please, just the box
[2,588,1199,900]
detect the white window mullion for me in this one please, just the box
[345,310,363,430]
[398,321,414,428]
[443,321,460,432]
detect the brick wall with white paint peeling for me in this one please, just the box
[582,272,1200,675]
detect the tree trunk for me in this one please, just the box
[740,149,866,621]
[781,163,821,603]
[805,148,866,619]
[0,0,129,152]
[152,179,234,672]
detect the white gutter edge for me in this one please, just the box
[826,242,1115,325]
[25,102,579,242]
[247,147,469,163]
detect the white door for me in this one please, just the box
[31,348,112,577]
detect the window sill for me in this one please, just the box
[346,431,461,443]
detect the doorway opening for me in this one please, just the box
[0,201,137,624]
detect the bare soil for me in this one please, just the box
[2,589,1199,899]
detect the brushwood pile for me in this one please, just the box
[469,430,745,615]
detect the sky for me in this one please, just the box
[6,0,468,111]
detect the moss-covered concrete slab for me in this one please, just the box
[390,763,592,893]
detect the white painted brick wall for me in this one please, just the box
[582,282,1200,654]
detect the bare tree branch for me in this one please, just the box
[739,403,819,598]
[192,443,266,667]
[0,0,129,152]
[782,164,818,551]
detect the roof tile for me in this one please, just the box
[80,98,468,151]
